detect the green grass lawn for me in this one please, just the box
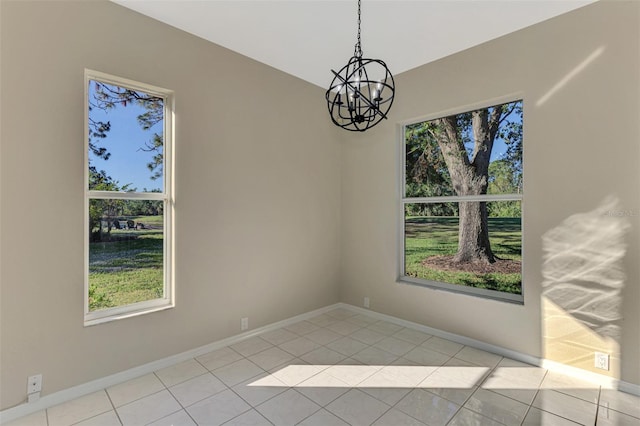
[89,216,164,311]
[405,216,522,294]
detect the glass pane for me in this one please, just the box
[88,199,164,311]
[404,201,521,294]
[405,100,522,198]
[88,80,164,192]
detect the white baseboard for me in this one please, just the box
[2,302,638,424]
[0,303,341,424]
[618,379,640,396]
[341,303,543,366]
[540,359,619,388]
[336,303,640,396]
[340,303,640,396]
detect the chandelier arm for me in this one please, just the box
[330,69,360,94]
[360,96,388,120]
[329,67,390,120]
[331,76,388,121]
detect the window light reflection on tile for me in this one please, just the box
[482,367,547,390]
[422,366,491,388]
[247,365,491,390]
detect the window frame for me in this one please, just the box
[397,96,524,304]
[83,69,175,326]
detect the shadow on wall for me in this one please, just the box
[541,196,630,377]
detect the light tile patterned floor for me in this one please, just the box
[6,308,640,425]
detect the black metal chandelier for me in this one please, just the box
[326,0,395,132]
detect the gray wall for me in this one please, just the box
[0,0,342,410]
[340,0,640,387]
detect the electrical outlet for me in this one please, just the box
[595,352,610,370]
[364,297,370,309]
[27,374,42,394]
[241,317,249,331]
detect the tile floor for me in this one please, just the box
[6,308,640,426]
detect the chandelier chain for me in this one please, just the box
[355,0,362,57]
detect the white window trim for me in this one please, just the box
[84,69,175,326]
[397,96,525,304]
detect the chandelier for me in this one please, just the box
[326,0,395,132]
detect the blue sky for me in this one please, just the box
[88,82,164,192]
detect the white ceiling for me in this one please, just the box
[112,0,596,89]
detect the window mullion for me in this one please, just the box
[87,191,166,201]
[403,194,523,204]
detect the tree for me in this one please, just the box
[89,81,164,180]
[88,167,131,241]
[405,123,457,217]
[488,160,521,195]
[416,101,522,264]
[488,160,522,218]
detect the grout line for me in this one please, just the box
[289,390,324,424]
[226,371,284,416]
[152,371,167,390]
[519,391,539,426]
[368,403,394,426]
[444,403,465,425]
[178,400,200,425]
[593,387,602,425]
[183,408,200,426]
[102,390,123,426]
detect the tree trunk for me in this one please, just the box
[431,109,502,264]
[454,201,495,263]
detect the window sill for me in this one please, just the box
[397,276,524,305]
[84,299,174,327]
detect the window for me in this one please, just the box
[84,70,174,325]
[400,99,523,303]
